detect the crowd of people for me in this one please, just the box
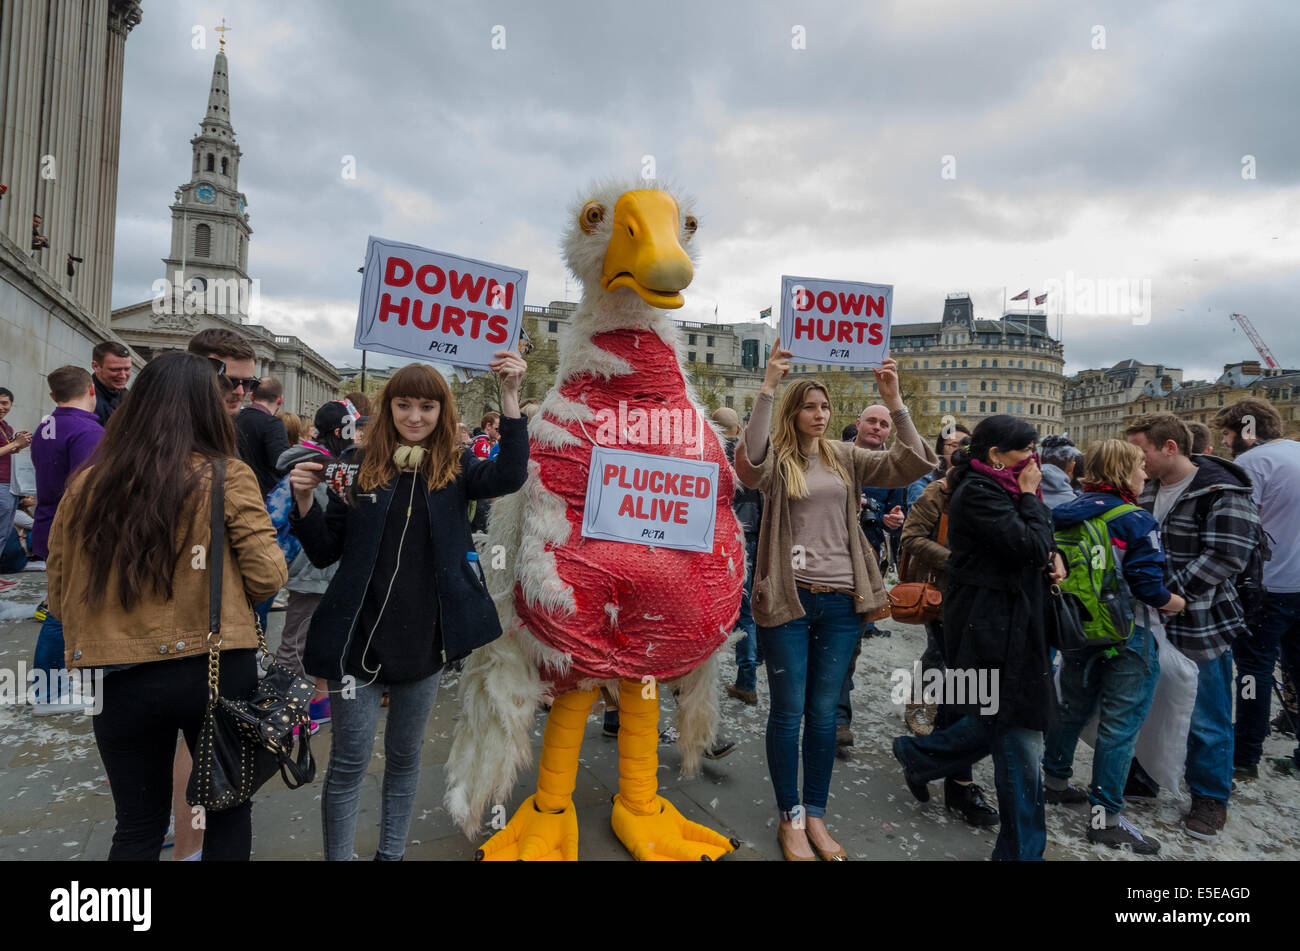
[1,333,1297,862]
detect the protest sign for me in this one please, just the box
[778,274,893,368]
[355,236,528,371]
[581,446,719,553]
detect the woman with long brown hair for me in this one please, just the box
[736,347,935,860]
[288,351,528,861]
[48,351,287,860]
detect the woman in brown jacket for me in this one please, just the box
[899,426,970,713]
[47,351,287,861]
[736,347,935,860]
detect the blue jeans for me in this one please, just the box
[0,526,26,573]
[1234,591,1300,768]
[835,623,873,727]
[322,671,441,860]
[1043,624,1159,815]
[31,613,65,702]
[734,534,759,693]
[921,618,976,782]
[895,717,1046,861]
[0,491,16,566]
[758,589,861,819]
[1187,650,1235,802]
[253,596,274,637]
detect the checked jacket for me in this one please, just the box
[1137,454,1260,662]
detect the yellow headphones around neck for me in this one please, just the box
[393,445,426,470]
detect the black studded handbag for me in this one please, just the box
[187,458,317,814]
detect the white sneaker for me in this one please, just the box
[31,695,87,715]
[21,560,46,572]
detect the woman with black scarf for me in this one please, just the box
[892,415,1065,860]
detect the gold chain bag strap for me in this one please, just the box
[186,457,317,814]
[887,513,947,624]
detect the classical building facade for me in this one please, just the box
[0,0,142,432]
[1123,360,1300,443]
[111,43,338,416]
[334,364,395,396]
[1063,359,1183,447]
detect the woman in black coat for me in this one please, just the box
[892,415,1064,861]
[288,352,528,861]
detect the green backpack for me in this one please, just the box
[1053,503,1139,655]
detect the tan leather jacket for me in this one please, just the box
[48,457,288,668]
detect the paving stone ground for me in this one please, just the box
[2,568,1297,862]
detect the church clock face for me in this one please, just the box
[950,307,960,317]
[195,185,216,204]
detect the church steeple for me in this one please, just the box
[204,49,234,136]
[161,36,253,320]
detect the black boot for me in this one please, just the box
[944,778,999,827]
[1124,759,1159,799]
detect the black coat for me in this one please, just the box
[236,405,290,498]
[722,435,762,536]
[289,415,528,682]
[93,375,125,428]
[943,470,1057,733]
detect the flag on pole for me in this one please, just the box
[759,307,772,320]
[1010,289,1029,301]
[1034,292,1048,305]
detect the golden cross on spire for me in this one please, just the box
[215,17,231,50]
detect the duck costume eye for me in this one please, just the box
[580,201,605,235]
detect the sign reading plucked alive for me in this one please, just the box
[580,446,719,553]
[354,236,528,371]
[779,274,893,368]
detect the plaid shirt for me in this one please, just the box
[1138,455,1259,662]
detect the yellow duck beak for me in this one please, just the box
[601,190,693,309]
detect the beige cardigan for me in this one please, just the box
[735,397,937,628]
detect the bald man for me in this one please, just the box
[835,404,911,749]
[853,404,906,559]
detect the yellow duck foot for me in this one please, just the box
[474,794,578,861]
[610,793,739,861]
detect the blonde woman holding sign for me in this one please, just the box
[736,347,935,860]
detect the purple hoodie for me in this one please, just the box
[31,406,104,559]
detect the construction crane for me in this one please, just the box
[1229,313,1280,369]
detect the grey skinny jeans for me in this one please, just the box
[321,671,441,861]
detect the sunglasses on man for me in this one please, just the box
[206,357,259,393]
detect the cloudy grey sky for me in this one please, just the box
[111,0,1300,382]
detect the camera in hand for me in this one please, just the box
[281,450,359,497]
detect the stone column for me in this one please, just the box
[74,0,109,319]
[34,0,83,303]
[93,0,140,322]
[0,1,50,253]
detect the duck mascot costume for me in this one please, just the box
[445,180,744,861]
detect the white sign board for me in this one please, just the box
[354,236,527,372]
[580,446,719,553]
[778,274,893,368]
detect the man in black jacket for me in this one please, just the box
[236,377,290,499]
[716,407,763,706]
